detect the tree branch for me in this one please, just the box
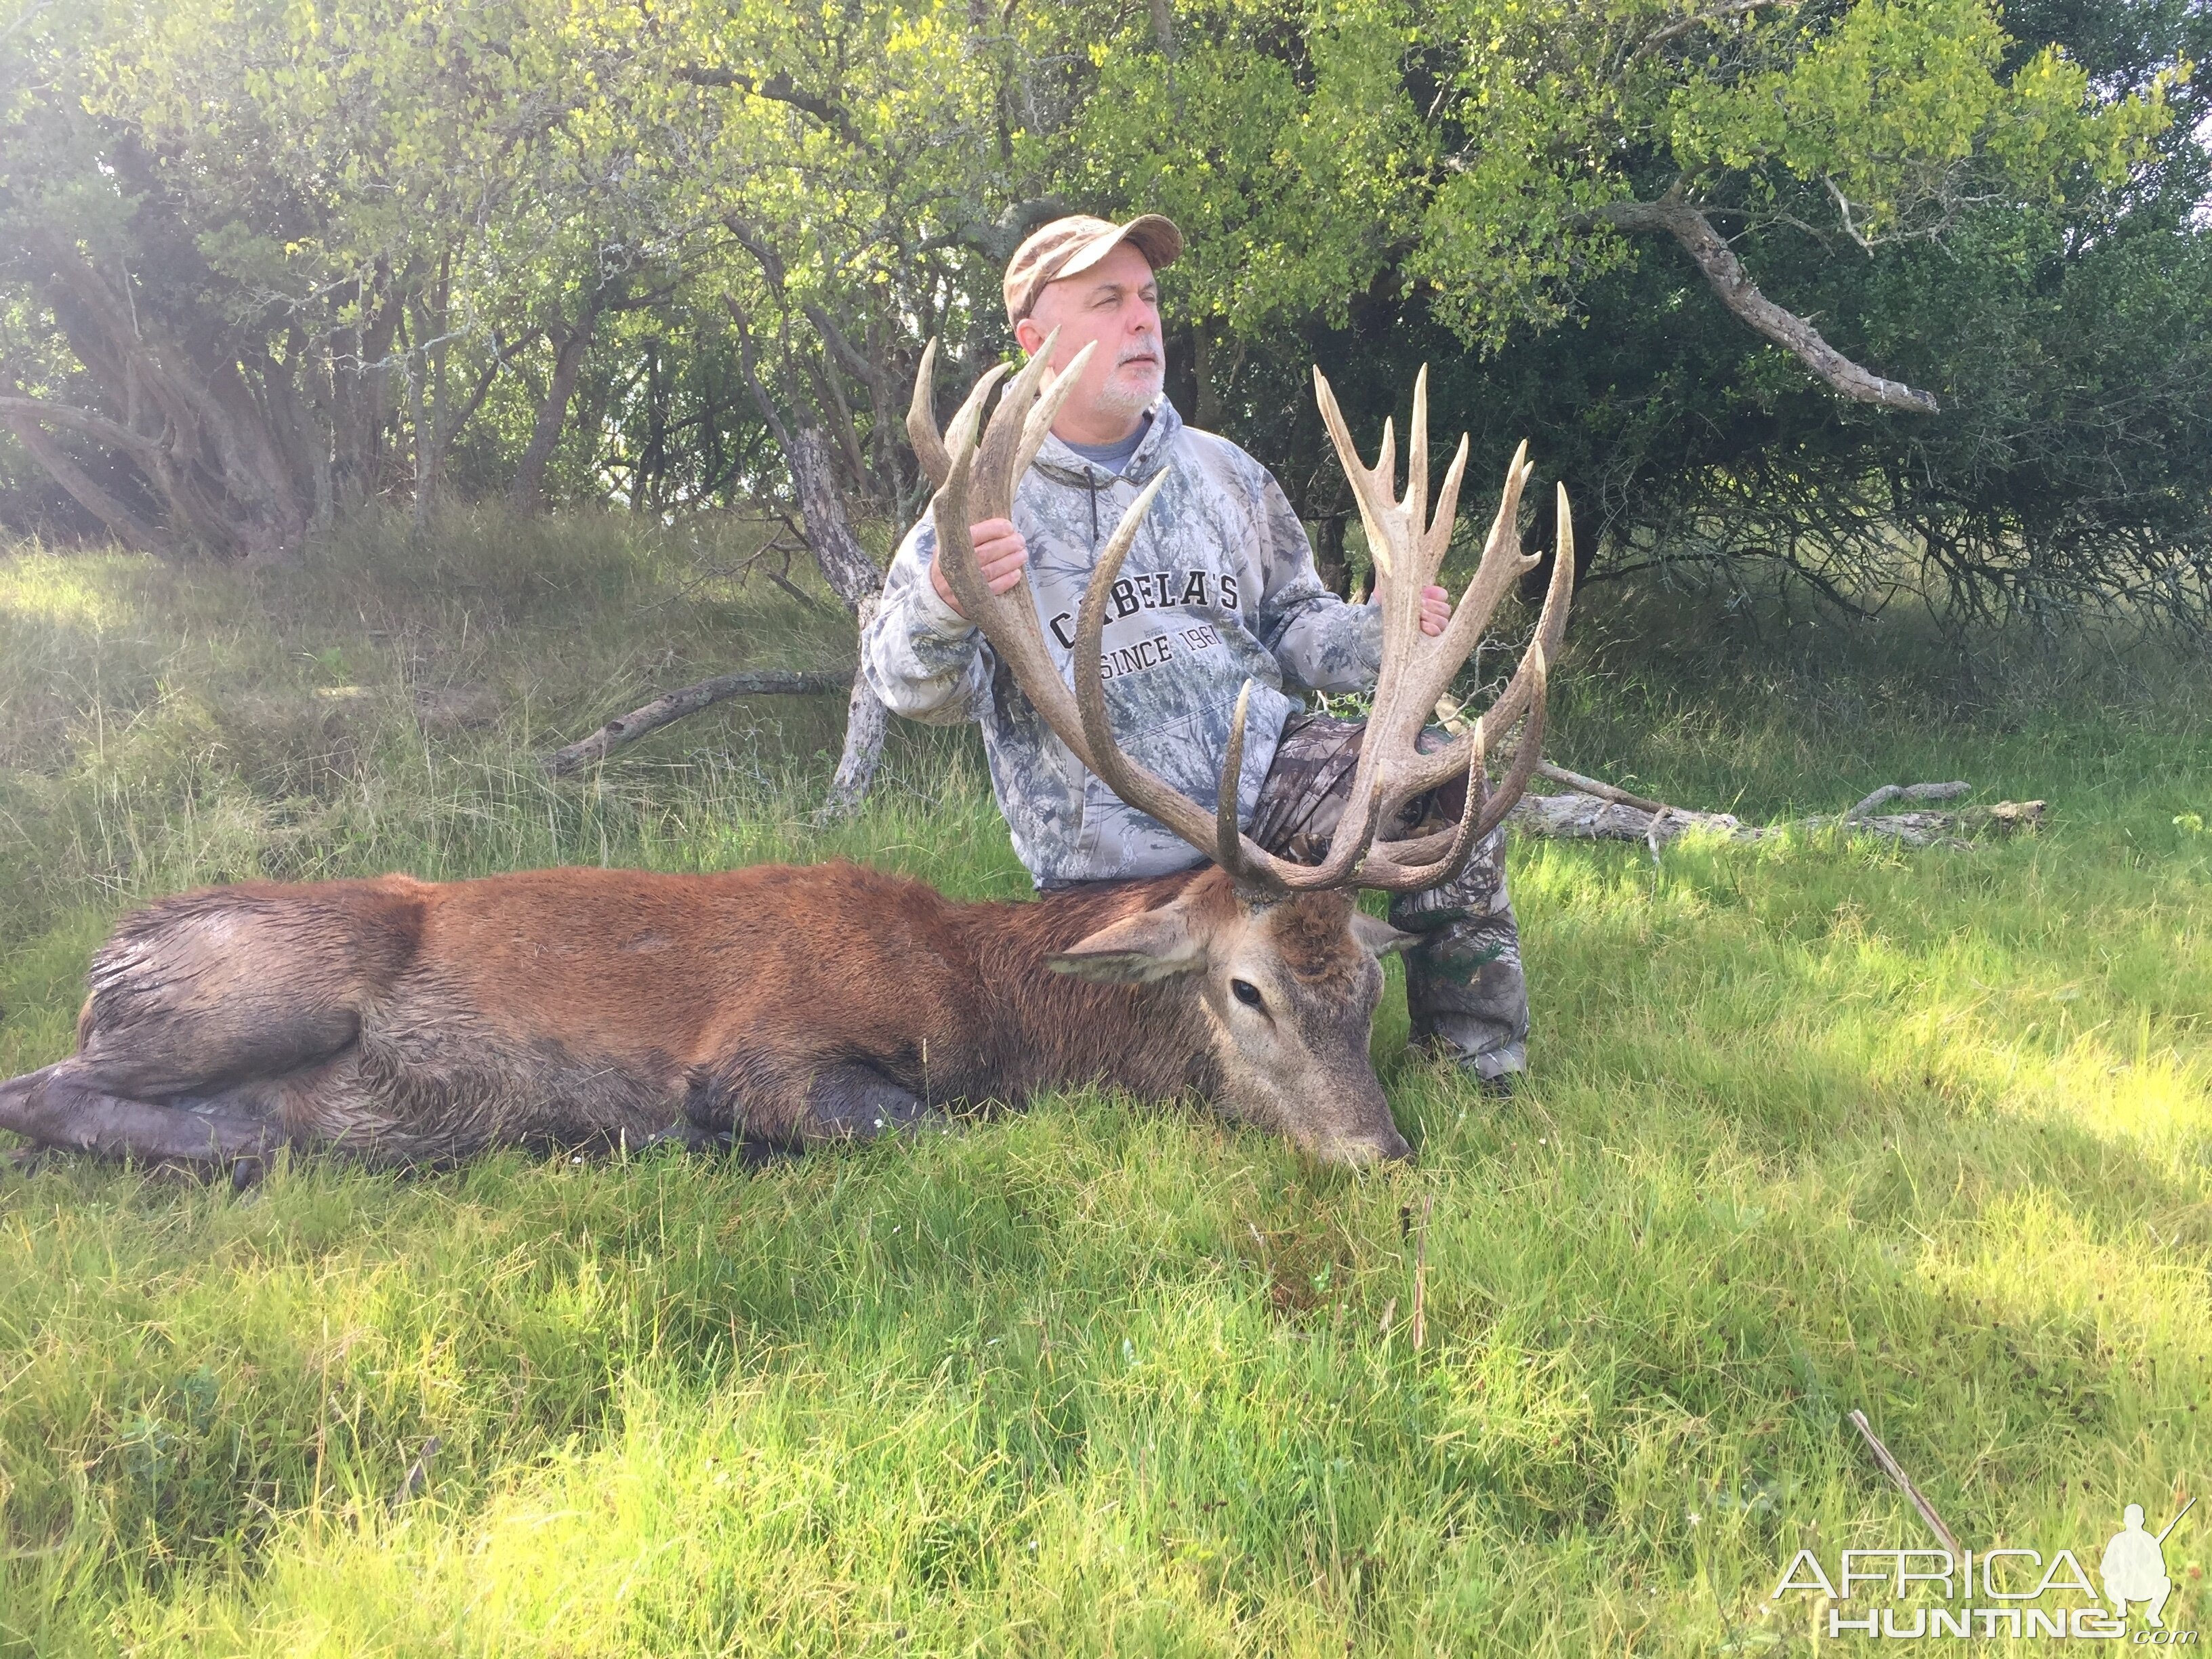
[1631,0,1797,60]
[1592,194,1941,414]
[0,394,164,462]
[1509,775,2041,851]
[674,66,861,146]
[722,295,795,453]
[0,398,163,552]
[544,669,853,775]
[803,302,879,388]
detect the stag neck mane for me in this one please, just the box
[954,864,1228,1102]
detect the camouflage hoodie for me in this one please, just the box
[862,395,1383,885]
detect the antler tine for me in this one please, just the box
[973,327,1064,513]
[947,364,1010,468]
[1406,441,1534,714]
[1218,681,1255,876]
[1371,417,1397,582]
[907,337,950,491]
[926,365,1015,628]
[1473,481,1574,754]
[1403,366,1429,565]
[1015,340,1096,484]
[1424,432,1471,578]
[1386,480,1576,806]
[1313,367,1401,585]
[925,363,1113,790]
[1359,646,1548,889]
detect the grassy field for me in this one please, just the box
[3,518,2211,1654]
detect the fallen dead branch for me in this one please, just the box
[544,668,852,775]
[1847,1409,1962,1559]
[1435,698,2041,852]
[1510,766,2043,852]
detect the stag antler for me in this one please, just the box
[908,331,1124,783]
[908,345,1573,893]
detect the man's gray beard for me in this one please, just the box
[1095,361,1164,422]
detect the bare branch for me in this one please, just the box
[1507,775,2041,849]
[1591,194,1941,414]
[722,294,795,453]
[1845,781,1968,819]
[1533,760,1668,815]
[544,669,853,775]
[1848,1410,1963,1561]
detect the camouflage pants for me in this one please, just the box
[1247,713,1529,1079]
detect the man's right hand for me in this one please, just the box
[931,518,1027,618]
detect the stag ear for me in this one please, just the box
[1349,912,1417,958]
[1048,905,1208,983]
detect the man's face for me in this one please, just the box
[1016,241,1164,438]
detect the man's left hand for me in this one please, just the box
[1419,585,1451,637]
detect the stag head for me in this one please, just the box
[909,335,1575,1164]
[1046,876,1415,1164]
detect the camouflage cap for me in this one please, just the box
[1002,213,1183,325]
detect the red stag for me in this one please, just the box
[0,345,1573,1172]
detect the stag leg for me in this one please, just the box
[798,1061,932,1145]
[684,1052,932,1153]
[0,1061,287,1172]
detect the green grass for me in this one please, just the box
[3,520,2212,1653]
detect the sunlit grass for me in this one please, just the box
[3,526,2211,1652]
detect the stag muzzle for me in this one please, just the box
[1286,1068,1413,1167]
[1311,1124,1414,1167]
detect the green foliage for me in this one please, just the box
[0,0,2205,613]
[1666,0,2173,236]
[8,533,2212,1652]
[1069,0,2176,346]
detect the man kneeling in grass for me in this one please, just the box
[862,213,1530,1086]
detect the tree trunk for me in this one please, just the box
[331,279,403,513]
[821,592,889,816]
[787,424,883,610]
[409,274,453,531]
[16,227,311,560]
[510,315,592,513]
[1314,512,1351,598]
[1191,327,1223,430]
[724,288,891,816]
[787,424,890,817]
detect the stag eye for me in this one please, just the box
[1231,978,1265,1010]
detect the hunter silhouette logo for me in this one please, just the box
[2104,1499,2192,1631]
[1773,1497,2200,1641]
